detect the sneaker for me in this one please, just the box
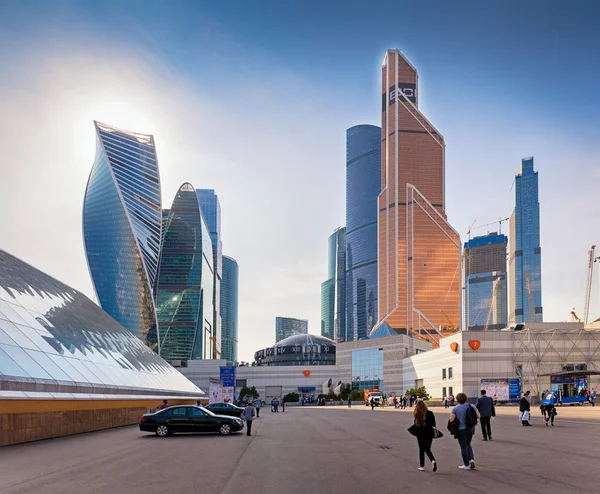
[481,437,488,441]
[488,436,492,440]
[469,460,476,470]
[418,467,425,471]
[458,465,469,470]
[432,461,438,472]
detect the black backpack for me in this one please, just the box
[465,404,478,428]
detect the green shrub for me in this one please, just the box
[405,386,429,399]
[350,389,363,401]
[326,391,339,400]
[283,392,299,403]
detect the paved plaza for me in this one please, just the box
[1,404,599,493]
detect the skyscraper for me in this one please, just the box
[221,255,239,363]
[377,50,461,340]
[154,183,215,361]
[275,317,308,343]
[83,121,161,348]
[509,157,543,323]
[346,124,381,341]
[196,190,223,358]
[320,227,347,342]
[464,233,508,330]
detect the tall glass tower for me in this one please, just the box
[220,255,239,363]
[509,157,543,323]
[155,183,215,361]
[196,190,223,358]
[464,233,508,330]
[275,317,308,343]
[320,228,347,342]
[83,121,161,348]
[378,50,461,341]
[346,125,381,341]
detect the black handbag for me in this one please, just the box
[407,424,418,436]
[432,427,444,439]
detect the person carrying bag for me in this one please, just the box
[408,400,438,472]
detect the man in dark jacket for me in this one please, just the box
[520,391,532,426]
[476,390,495,440]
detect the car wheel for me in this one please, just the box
[579,401,584,406]
[558,402,562,406]
[155,424,170,437]
[219,423,232,435]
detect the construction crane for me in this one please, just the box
[475,217,511,235]
[571,309,581,322]
[584,245,596,324]
[483,277,502,330]
[466,218,477,240]
[440,309,458,332]
[526,273,534,323]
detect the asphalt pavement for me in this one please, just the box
[1,404,599,493]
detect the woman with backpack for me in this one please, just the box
[449,392,480,470]
[411,400,438,472]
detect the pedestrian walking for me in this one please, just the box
[281,398,285,412]
[243,402,255,436]
[590,388,596,407]
[348,397,352,408]
[271,398,275,412]
[370,397,375,411]
[493,394,497,406]
[159,399,168,410]
[449,392,480,470]
[476,389,495,441]
[410,400,438,472]
[520,391,532,426]
[273,398,279,412]
[255,399,261,417]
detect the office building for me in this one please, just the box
[276,317,308,343]
[83,121,161,348]
[254,334,336,367]
[377,49,461,341]
[0,248,201,446]
[320,227,347,342]
[220,255,239,363]
[196,189,223,358]
[345,124,381,341]
[464,233,508,330]
[155,183,215,361]
[509,157,543,323]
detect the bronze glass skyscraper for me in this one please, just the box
[377,50,461,340]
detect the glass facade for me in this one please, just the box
[196,190,223,358]
[351,348,384,391]
[320,279,334,340]
[320,228,346,342]
[464,234,508,330]
[154,183,214,361]
[275,317,308,343]
[379,51,461,341]
[255,334,335,367]
[509,157,543,323]
[83,121,161,348]
[220,255,239,363]
[346,125,381,341]
[0,249,201,397]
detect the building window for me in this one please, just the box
[448,367,453,379]
[442,387,447,398]
[442,368,447,380]
[351,348,384,392]
[449,386,453,396]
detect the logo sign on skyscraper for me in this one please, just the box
[383,83,417,109]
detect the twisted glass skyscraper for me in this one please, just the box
[154,183,215,361]
[346,125,381,341]
[220,255,239,362]
[83,121,161,348]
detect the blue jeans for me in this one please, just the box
[457,429,474,466]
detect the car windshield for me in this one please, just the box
[546,393,556,399]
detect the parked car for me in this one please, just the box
[542,392,588,406]
[205,402,245,418]
[139,405,244,437]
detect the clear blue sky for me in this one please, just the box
[1,1,599,360]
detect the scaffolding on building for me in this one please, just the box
[513,326,600,397]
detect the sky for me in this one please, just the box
[0,1,599,361]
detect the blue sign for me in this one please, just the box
[509,378,521,402]
[220,367,235,387]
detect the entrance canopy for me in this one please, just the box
[538,370,600,377]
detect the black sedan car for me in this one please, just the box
[139,405,244,437]
[205,402,245,418]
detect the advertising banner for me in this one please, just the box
[209,378,223,404]
[220,367,236,387]
[480,378,509,401]
[509,378,521,402]
[222,387,234,403]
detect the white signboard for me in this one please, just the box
[480,378,509,401]
[209,379,223,404]
[222,386,234,403]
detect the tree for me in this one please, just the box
[340,383,352,400]
[405,386,429,399]
[350,389,363,401]
[239,385,259,402]
[283,392,299,403]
